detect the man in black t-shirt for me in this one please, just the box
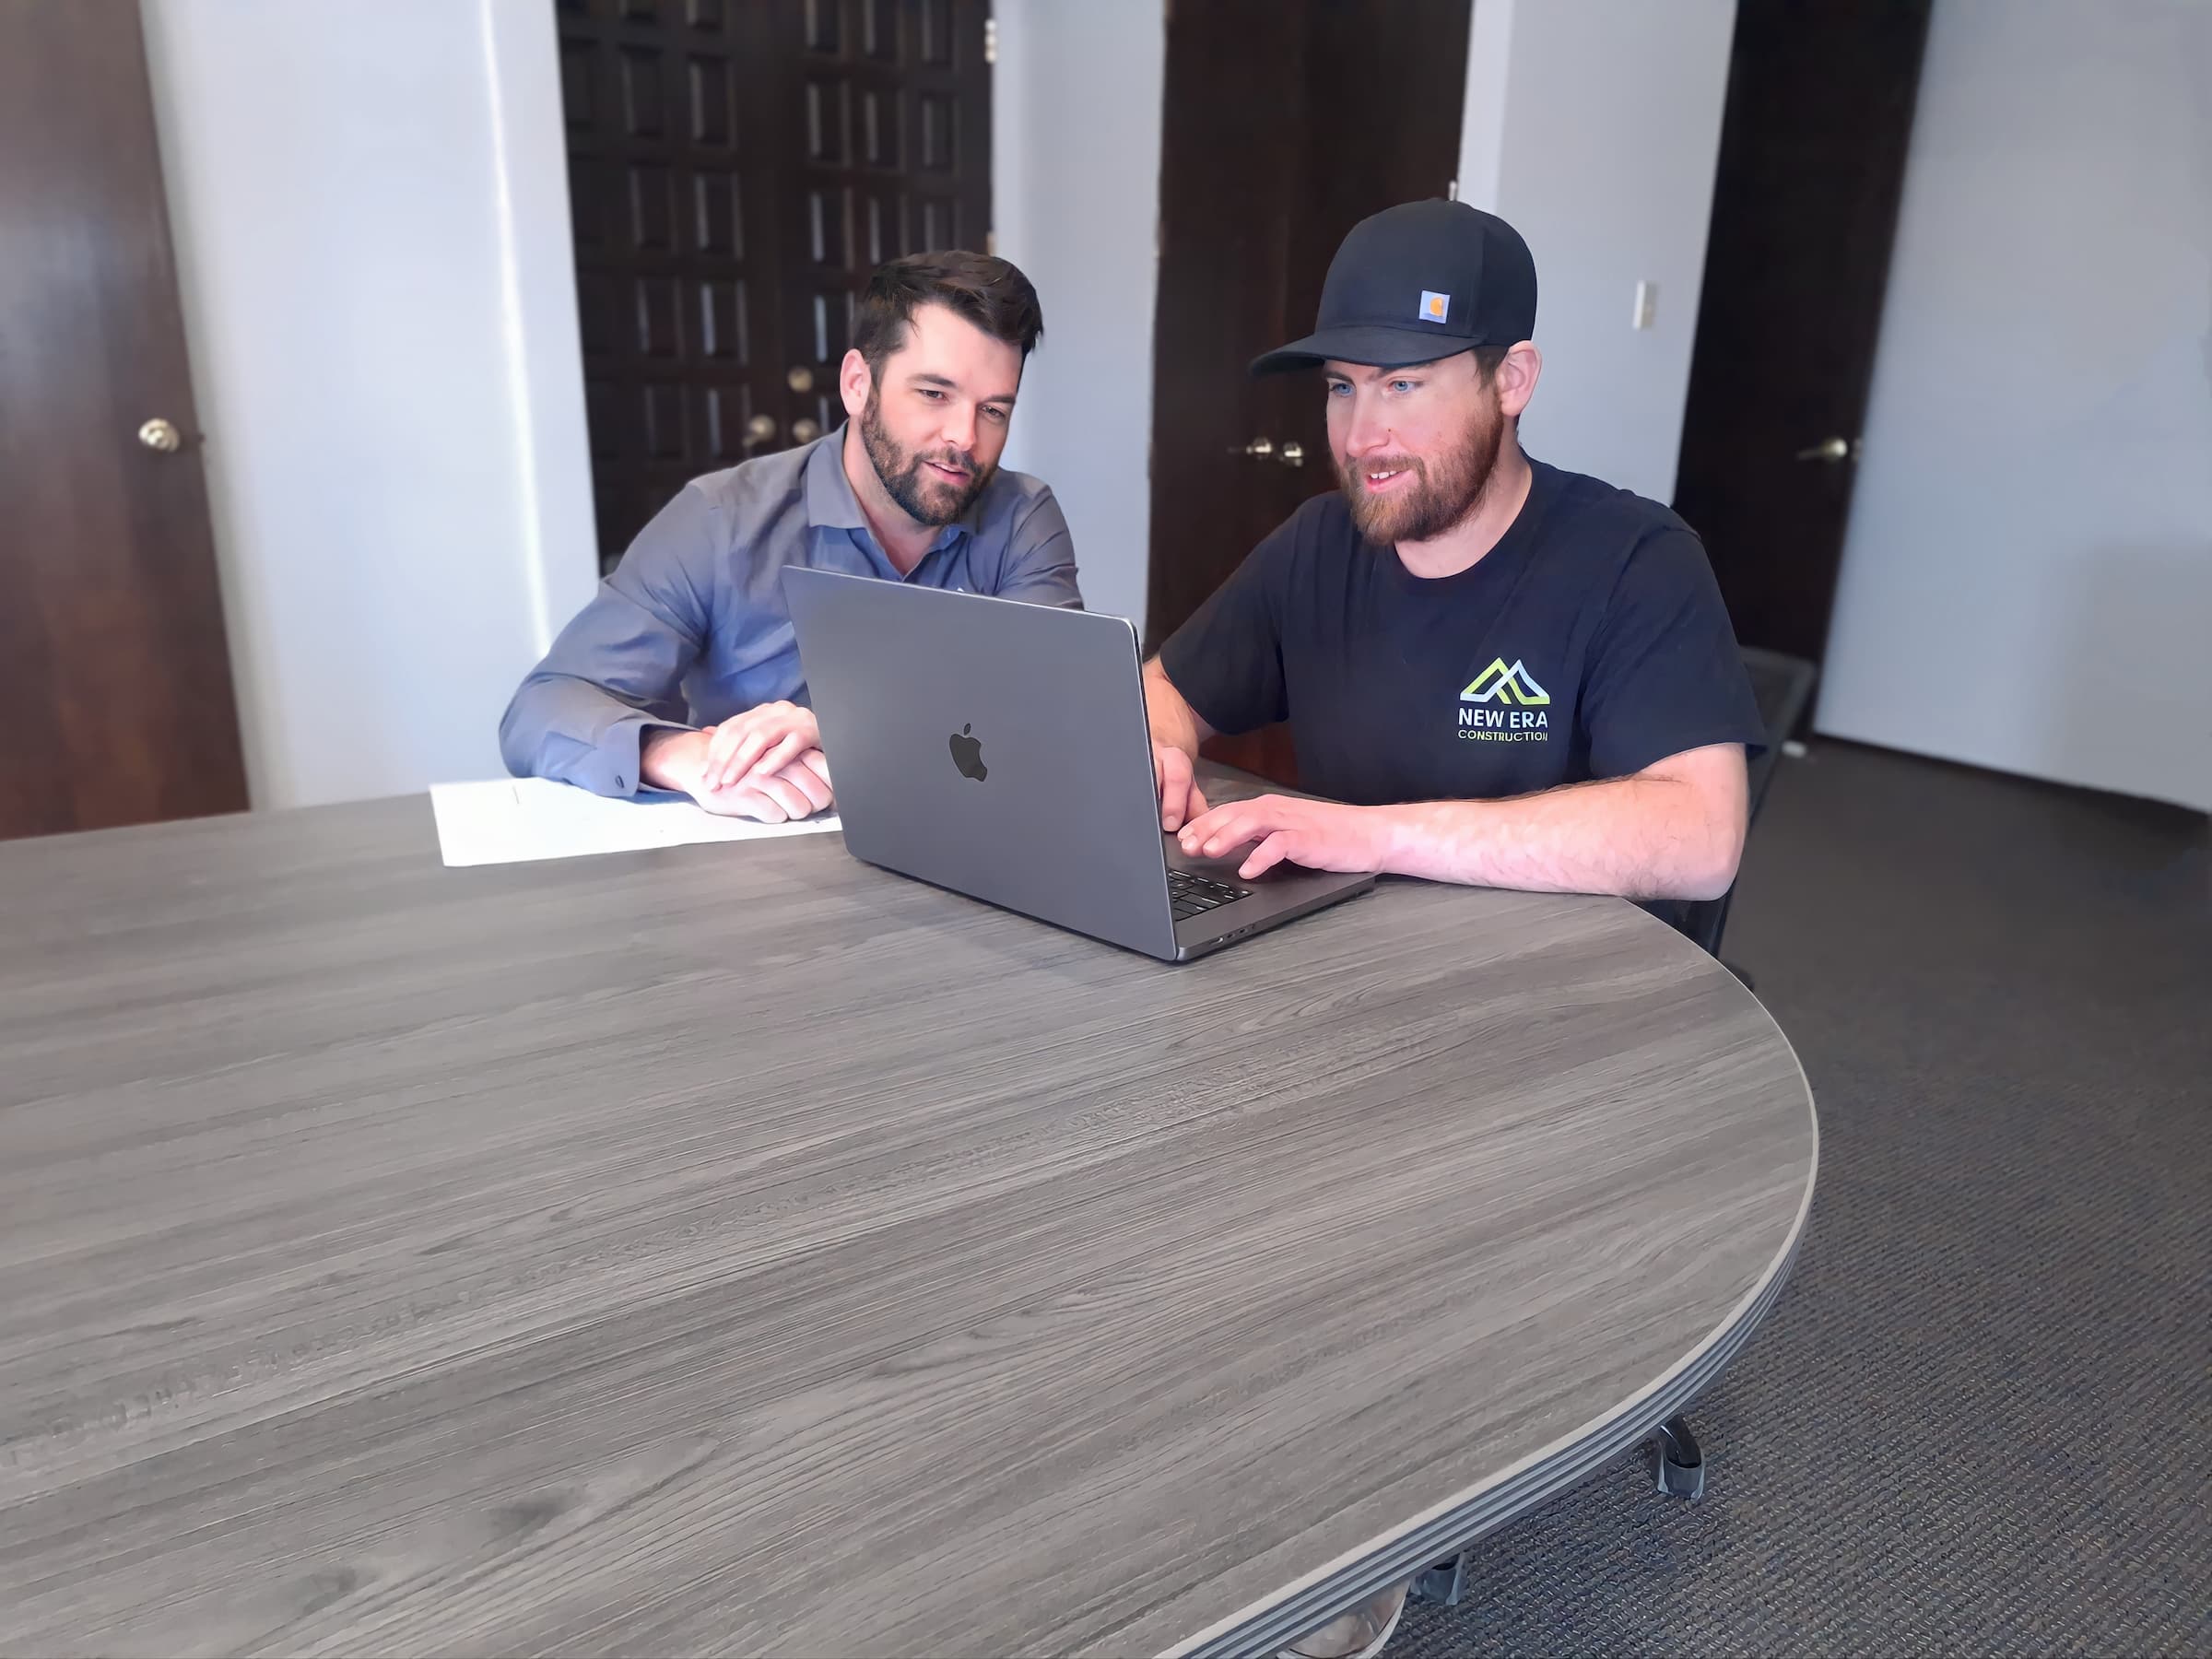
[1148,201,1764,931]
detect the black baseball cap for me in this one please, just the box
[1251,199,1538,376]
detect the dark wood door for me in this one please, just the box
[0,0,250,841]
[763,0,992,446]
[557,0,994,574]
[1144,0,1472,784]
[1671,0,1932,675]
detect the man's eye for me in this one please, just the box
[1390,380,1417,394]
[982,406,1008,424]
[1325,382,1350,397]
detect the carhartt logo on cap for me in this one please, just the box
[1418,290,1450,324]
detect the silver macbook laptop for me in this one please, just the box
[781,568,1373,961]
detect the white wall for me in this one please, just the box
[1818,0,2212,811]
[141,0,597,810]
[990,0,1167,632]
[1455,0,1737,504]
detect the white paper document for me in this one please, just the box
[429,778,841,868]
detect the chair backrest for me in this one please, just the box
[1739,646,1819,818]
[1677,646,1819,958]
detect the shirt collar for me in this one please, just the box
[802,422,984,556]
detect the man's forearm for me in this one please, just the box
[638,724,700,791]
[1142,658,1209,755]
[1378,771,1744,901]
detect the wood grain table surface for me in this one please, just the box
[0,772,1815,1658]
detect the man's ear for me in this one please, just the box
[1495,341,1543,420]
[839,347,872,420]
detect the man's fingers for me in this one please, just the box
[796,747,832,785]
[773,771,818,818]
[1202,822,1258,859]
[753,771,812,820]
[1186,781,1208,823]
[705,702,805,788]
[1175,802,1225,852]
[717,706,815,790]
[1185,796,1302,860]
[700,720,744,789]
[699,783,782,822]
[744,731,806,782]
[713,725,774,791]
[1158,748,1195,830]
[1241,831,1294,880]
[781,759,833,815]
[1184,808,1263,861]
[721,783,787,823]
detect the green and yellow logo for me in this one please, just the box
[1457,659,1552,741]
[1460,659,1550,705]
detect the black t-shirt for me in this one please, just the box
[1159,458,1765,807]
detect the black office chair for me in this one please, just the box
[1678,646,1821,965]
[1412,647,1821,1612]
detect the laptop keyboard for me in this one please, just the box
[1169,868,1255,924]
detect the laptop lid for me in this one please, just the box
[782,568,1181,959]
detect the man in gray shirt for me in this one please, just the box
[500,252,1082,820]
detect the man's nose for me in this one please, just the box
[1340,392,1392,457]
[940,403,978,454]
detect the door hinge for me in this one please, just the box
[984,17,998,64]
[985,229,996,256]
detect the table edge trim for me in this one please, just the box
[1159,1001,1820,1659]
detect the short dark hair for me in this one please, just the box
[852,251,1044,375]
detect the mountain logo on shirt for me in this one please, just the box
[1460,659,1551,706]
[1457,658,1553,743]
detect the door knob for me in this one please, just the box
[787,365,815,394]
[1230,437,1274,459]
[742,413,779,450]
[137,418,182,453]
[1794,436,1852,463]
[791,417,822,444]
[1277,441,1305,468]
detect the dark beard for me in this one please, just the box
[1337,404,1503,545]
[860,388,993,527]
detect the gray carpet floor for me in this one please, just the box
[1394,738,2211,1658]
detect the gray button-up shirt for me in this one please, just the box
[500,426,1082,794]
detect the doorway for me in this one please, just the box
[1671,0,1933,685]
[1143,0,1472,785]
[0,0,250,841]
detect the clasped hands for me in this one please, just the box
[641,701,831,822]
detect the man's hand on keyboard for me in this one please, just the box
[1178,794,1394,881]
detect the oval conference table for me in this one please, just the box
[0,767,1816,1658]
